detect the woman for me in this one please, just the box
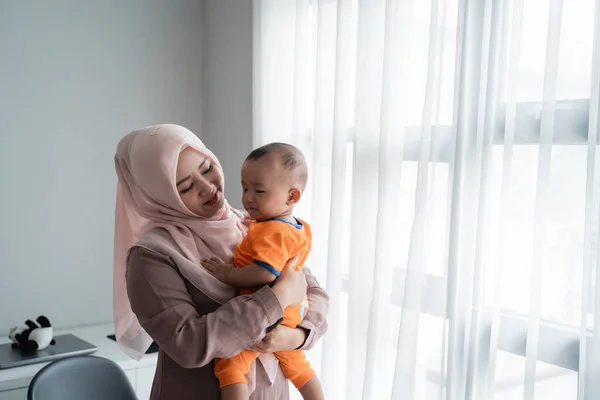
[113,124,329,399]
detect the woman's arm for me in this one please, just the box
[126,246,285,369]
[250,266,330,353]
[297,266,329,350]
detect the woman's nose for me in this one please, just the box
[196,177,212,196]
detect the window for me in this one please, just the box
[268,0,600,398]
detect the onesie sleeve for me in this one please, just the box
[251,225,296,277]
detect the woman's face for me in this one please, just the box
[175,147,225,217]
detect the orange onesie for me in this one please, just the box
[214,217,314,389]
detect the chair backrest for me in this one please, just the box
[28,355,138,400]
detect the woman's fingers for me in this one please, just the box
[281,254,300,273]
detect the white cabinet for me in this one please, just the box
[124,368,137,392]
[0,388,27,400]
[135,365,157,400]
[0,365,152,400]
[0,323,158,400]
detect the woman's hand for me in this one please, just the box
[249,325,307,353]
[273,255,307,309]
[271,255,306,309]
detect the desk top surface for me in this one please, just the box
[0,323,157,391]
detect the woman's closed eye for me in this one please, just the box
[202,164,213,175]
[181,182,194,194]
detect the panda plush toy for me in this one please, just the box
[8,315,56,352]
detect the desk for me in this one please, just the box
[0,323,158,400]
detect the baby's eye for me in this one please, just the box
[255,190,265,194]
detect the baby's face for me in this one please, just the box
[241,154,293,221]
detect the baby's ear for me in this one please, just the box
[287,188,301,205]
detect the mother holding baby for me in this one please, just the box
[112,124,329,399]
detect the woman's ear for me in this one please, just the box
[287,188,301,205]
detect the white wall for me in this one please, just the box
[201,0,254,210]
[0,0,204,333]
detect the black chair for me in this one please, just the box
[28,355,138,400]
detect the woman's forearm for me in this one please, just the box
[298,267,330,350]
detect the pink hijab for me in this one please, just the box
[113,124,278,384]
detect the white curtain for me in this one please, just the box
[253,0,600,399]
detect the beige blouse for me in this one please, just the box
[126,246,329,400]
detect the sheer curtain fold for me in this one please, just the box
[486,0,522,396]
[582,1,600,399]
[253,0,600,398]
[523,0,563,398]
[319,0,352,395]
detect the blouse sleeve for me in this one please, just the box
[297,266,329,350]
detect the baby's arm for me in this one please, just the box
[202,225,294,288]
[201,258,277,288]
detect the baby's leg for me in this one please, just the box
[215,350,260,400]
[275,349,324,400]
[221,384,249,400]
[298,375,325,400]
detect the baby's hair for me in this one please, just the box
[246,142,308,190]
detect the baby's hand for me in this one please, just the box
[201,257,234,284]
[233,209,255,228]
[242,213,255,228]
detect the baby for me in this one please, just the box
[202,142,324,400]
